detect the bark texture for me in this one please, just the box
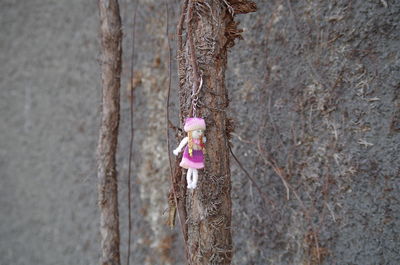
[97,1,122,265]
[177,1,256,264]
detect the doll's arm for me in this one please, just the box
[203,136,206,143]
[173,137,188,156]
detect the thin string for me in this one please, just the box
[187,0,202,118]
[126,0,138,264]
[191,75,202,117]
[166,0,191,264]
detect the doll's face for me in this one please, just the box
[191,129,204,139]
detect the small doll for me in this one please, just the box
[173,117,206,189]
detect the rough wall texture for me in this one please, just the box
[229,1,400,264]
[0,0,399,265]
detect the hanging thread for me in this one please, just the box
[191,75,203,117]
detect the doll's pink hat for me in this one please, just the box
[184,117,206,132]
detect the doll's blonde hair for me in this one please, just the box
[188,131,205,157]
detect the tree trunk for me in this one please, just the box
[96,1,122,265]
[177,1,256,264]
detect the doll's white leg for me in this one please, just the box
[191,169,198,189]
[186,168,193,188]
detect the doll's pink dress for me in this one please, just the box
[179,139,204,169]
